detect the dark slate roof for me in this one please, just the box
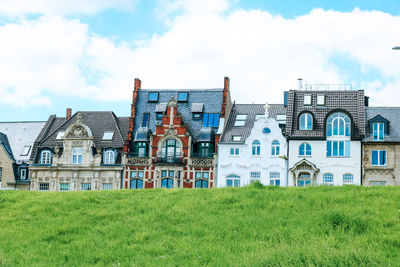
[220,104,286,144]
[0,132,14,161]
[364,107,400,142]
[285,90,366,140]
[30,112,129,162]
[133,89,224,142]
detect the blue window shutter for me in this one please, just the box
[380,151,386,165]
[202,114,208,127]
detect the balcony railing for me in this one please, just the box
[191,152,214,158]
[155,152,185,164]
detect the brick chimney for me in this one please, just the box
[221,76,230,118]
[66,108,72,120]
[124,78,141,153]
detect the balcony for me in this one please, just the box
[189,152,215,167]
[154,152,185,165]
[126,151,150,166]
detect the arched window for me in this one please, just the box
[299,143,311,156]
[195,172,209,188]
[342,173,354,184]
[323,173,334,185]
[271,140,280,156]
[297,172,311,187]
[299,113,313,130]
[40,150,52,165]
[326,112,351,137]
[103,149,115,164]
[130,171,144,189]
[226,174,240,187]
[252,140,260,155]
[161,170,174,188]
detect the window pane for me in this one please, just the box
[333,141,338,156]
[339,118,344,135]
[326,141,331,157]
[380,151,386,165]
[234,180,240,187]
[339,141,344,156]
[177,92,188,102]
[306,114,312,129]
[300,114,305,130]
[142,113,150,127]
[299,144,304,155]
[203,173,209,179]
[345,141,350,157]
[195,172,202,179]
[372,151,378,165]
[227,180,232,187]
[276,180,280,186]
[148,92,159,102]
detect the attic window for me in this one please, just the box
[317,95,325,105]
[103,131,114,140]
[56,131,65,140]
[177,92,188,102]
[148,92,159,102]
[231,135,242,142]
[276,114,286,124]
[234,115,247,126]
[20,145,31,156]
[304,95,312,105]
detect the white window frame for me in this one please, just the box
[250,172,261,182]
[72,147,83,165]
[304,95,312,105]
[342,173,354,184]
[56,131,65,140]
[370,181,387,186]
[234,115,247,126]
[373,122,384,141]
[323,173,334,185]
[104,150,115,164]
[20,145,31,156]
[229,147,239,155]
[60,183,70,191]
[102,183,113,190]
[317,95,325,105]
[371,150,386,166]
[269,172,280,186]
[81,183,91,191]
[40,150,52,165]
[20,168,27,179]
[226,175,240,187]
[39,183,49,191]
[299,113,313,130]
[271,140,280,156]
[102,131,114,140]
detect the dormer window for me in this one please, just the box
[148,92,159,102]
[102,131,114,140]
[326,112,351,137]
[304,95,312,105]
[40,150,52,165]
[103,149,116,164]
[193,113,201,120]
[234,115,247,126]
[156,113,163,120]
[134,142,148,157]
[56,131,65,140]
[177,92,188,102]
[231,135,241,142]
[317,95,325,105]
[142,113,150,127]
[299,113,313,130]
[72,147,83,164]
[373,122,384,141]
[20,145,31,156]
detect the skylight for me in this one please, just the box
[20,145,31,156]
[148,92,159,102]
[177,92,188,102]
[231,135,242,141]
[56,131,65,140]
[234,115,247,126]
[103,131,114,140]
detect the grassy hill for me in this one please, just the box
[0,185,399,266]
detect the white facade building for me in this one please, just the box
[285,89,366,186]
[217,104,287,187]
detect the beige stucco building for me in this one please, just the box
[362,107,400,186]
[29,111,129,191]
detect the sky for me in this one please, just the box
[1,0,400,121]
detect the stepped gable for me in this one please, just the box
[133,89,224,142]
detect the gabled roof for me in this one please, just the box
[0,121,45,163]
[0,132,14,161]
[30,112,129,162]
[285,90,366,139]
[219,104,286,144]
[365,107,400,142]
[134,89,224,142]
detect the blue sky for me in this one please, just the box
[1,0,400,121]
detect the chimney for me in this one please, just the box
[224,76,230,91]
[297,78,303,90]
[66,108,72,120]
[134,78,141,91]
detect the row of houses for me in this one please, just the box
[0,77,399,191]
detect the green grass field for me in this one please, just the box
[0,185,399,266]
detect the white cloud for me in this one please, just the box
[0,0,137,16]
[1,0,400,107]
